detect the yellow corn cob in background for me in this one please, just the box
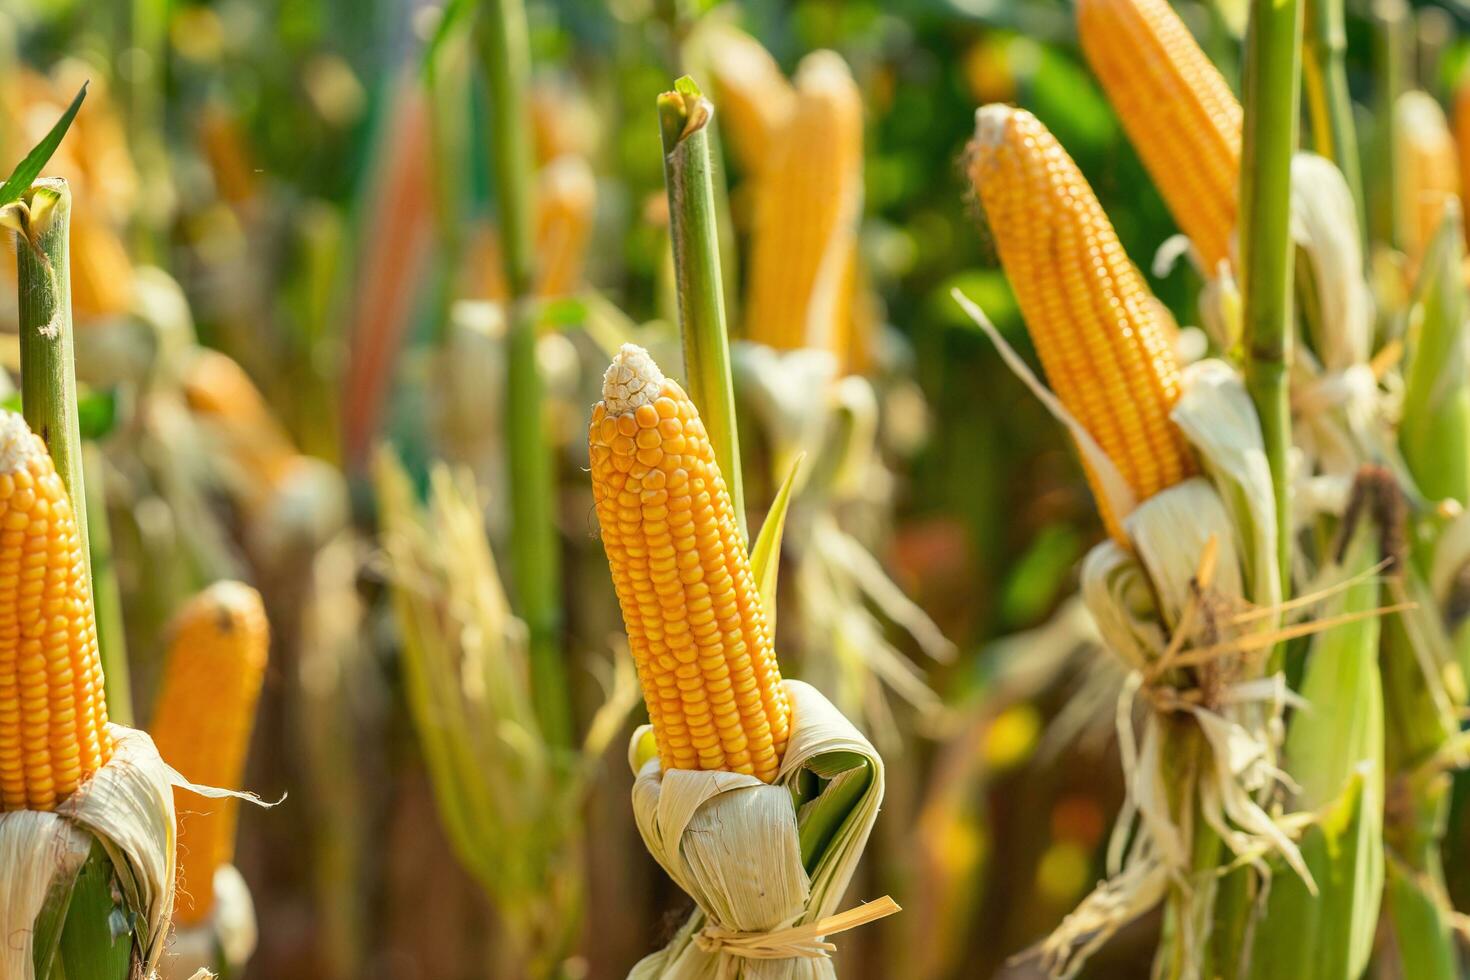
[589,345,791,782]
[183,348,302,494]
[1457,76,1470,249]
[534,154,597,298]
[705,26,797,177]
[1396,91,1461,264]
[1077,0,1243,274]
[968,106,1197,541]
[0,411,113,812]
[149,581,269,926]
[744,51,865,362]
[69,214,135,321]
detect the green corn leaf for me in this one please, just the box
[52,840,133,980]
[1385,860,1458,980]
[30,856,85,979]
[749,453,802,638]
[0,83,86,209]
[795,750,873,873]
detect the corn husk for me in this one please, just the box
[0,726,262,980]
[628,680,887,980]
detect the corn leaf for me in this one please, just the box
[749,453,802,636]
[29,860,83,979]
[0,83,86,209]
[52,841,132,980]
[1385,861,1458,980]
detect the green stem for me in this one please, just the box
[1370,0,1408,252]
[657,77,747,542]
[476,0,571,747]
[82,442,131,726]
[1240,0,1303,671]
[1302,0,1364,237]
[14,180,133,724]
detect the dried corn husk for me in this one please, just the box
[628,680,888,979]
[0,726,262,980]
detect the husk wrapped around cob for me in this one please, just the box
[956,106,1348,979]
[0,411,254,980]
[590,345,893,977]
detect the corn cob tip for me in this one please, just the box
[0,411,48,474]
[973,103,1016,149]
[794,49,855,91]
[601,344,665,415]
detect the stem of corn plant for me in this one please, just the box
[476,0,571,748]
[1240,0,1303,672]
[1370,0,1408,252]
[13,178,134,724]
[657,77,747,543]
[82,442,131,727]
[1303,0,1364,236]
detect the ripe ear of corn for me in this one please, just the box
[743,51,864,362]
[534,154,597,298]
[1395,91,1461,265]
[968,105,1196,541]
[1077,0,1242,274]
[183,348,301,491]
[148,581,269,927]
[704,27,797,177]
[589,344,791,782]
[0,411,112,813]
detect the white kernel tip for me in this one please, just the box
[602,344,666,415]
[975,104,1017,148]
[0,412,44,475]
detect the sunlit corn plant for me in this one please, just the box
[579,78,898,976]
[0,90,256,980]
[374,451,637,978]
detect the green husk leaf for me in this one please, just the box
[54,841,133,980]
[1384,859,1458,980]
[795,750,873,872]
[749,453,802,636]
[0,82,86,209]
[29,857,84,979]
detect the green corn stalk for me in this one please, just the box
[476,0,572,747]
[657,76,747,542]
[1302,0,1364,238]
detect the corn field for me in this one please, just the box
[3,0,1470,978]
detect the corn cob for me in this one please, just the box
[1457,76,1470,249]
[534,154,597,298]
[744,51,864,360]
[69,214,134,321]
[149,581,269,926]
[968,106,1196,541]
[589,345,791,782]
[705,27,797,177]
[1077,0,1242,274]
[183,348,301,493]
[0,411,112,813]
[1395,91,1461,263]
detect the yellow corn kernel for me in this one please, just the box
[589,345,791,782]
[149,581,269,926]
[182,348,301,493]
[705,27,797,177]
[744,51,865,362]
[1077,0,1242,274]
[0,412,112,813]
[968,106,1196,541]
[1396,91,1461,264]
[534,154,597,298]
